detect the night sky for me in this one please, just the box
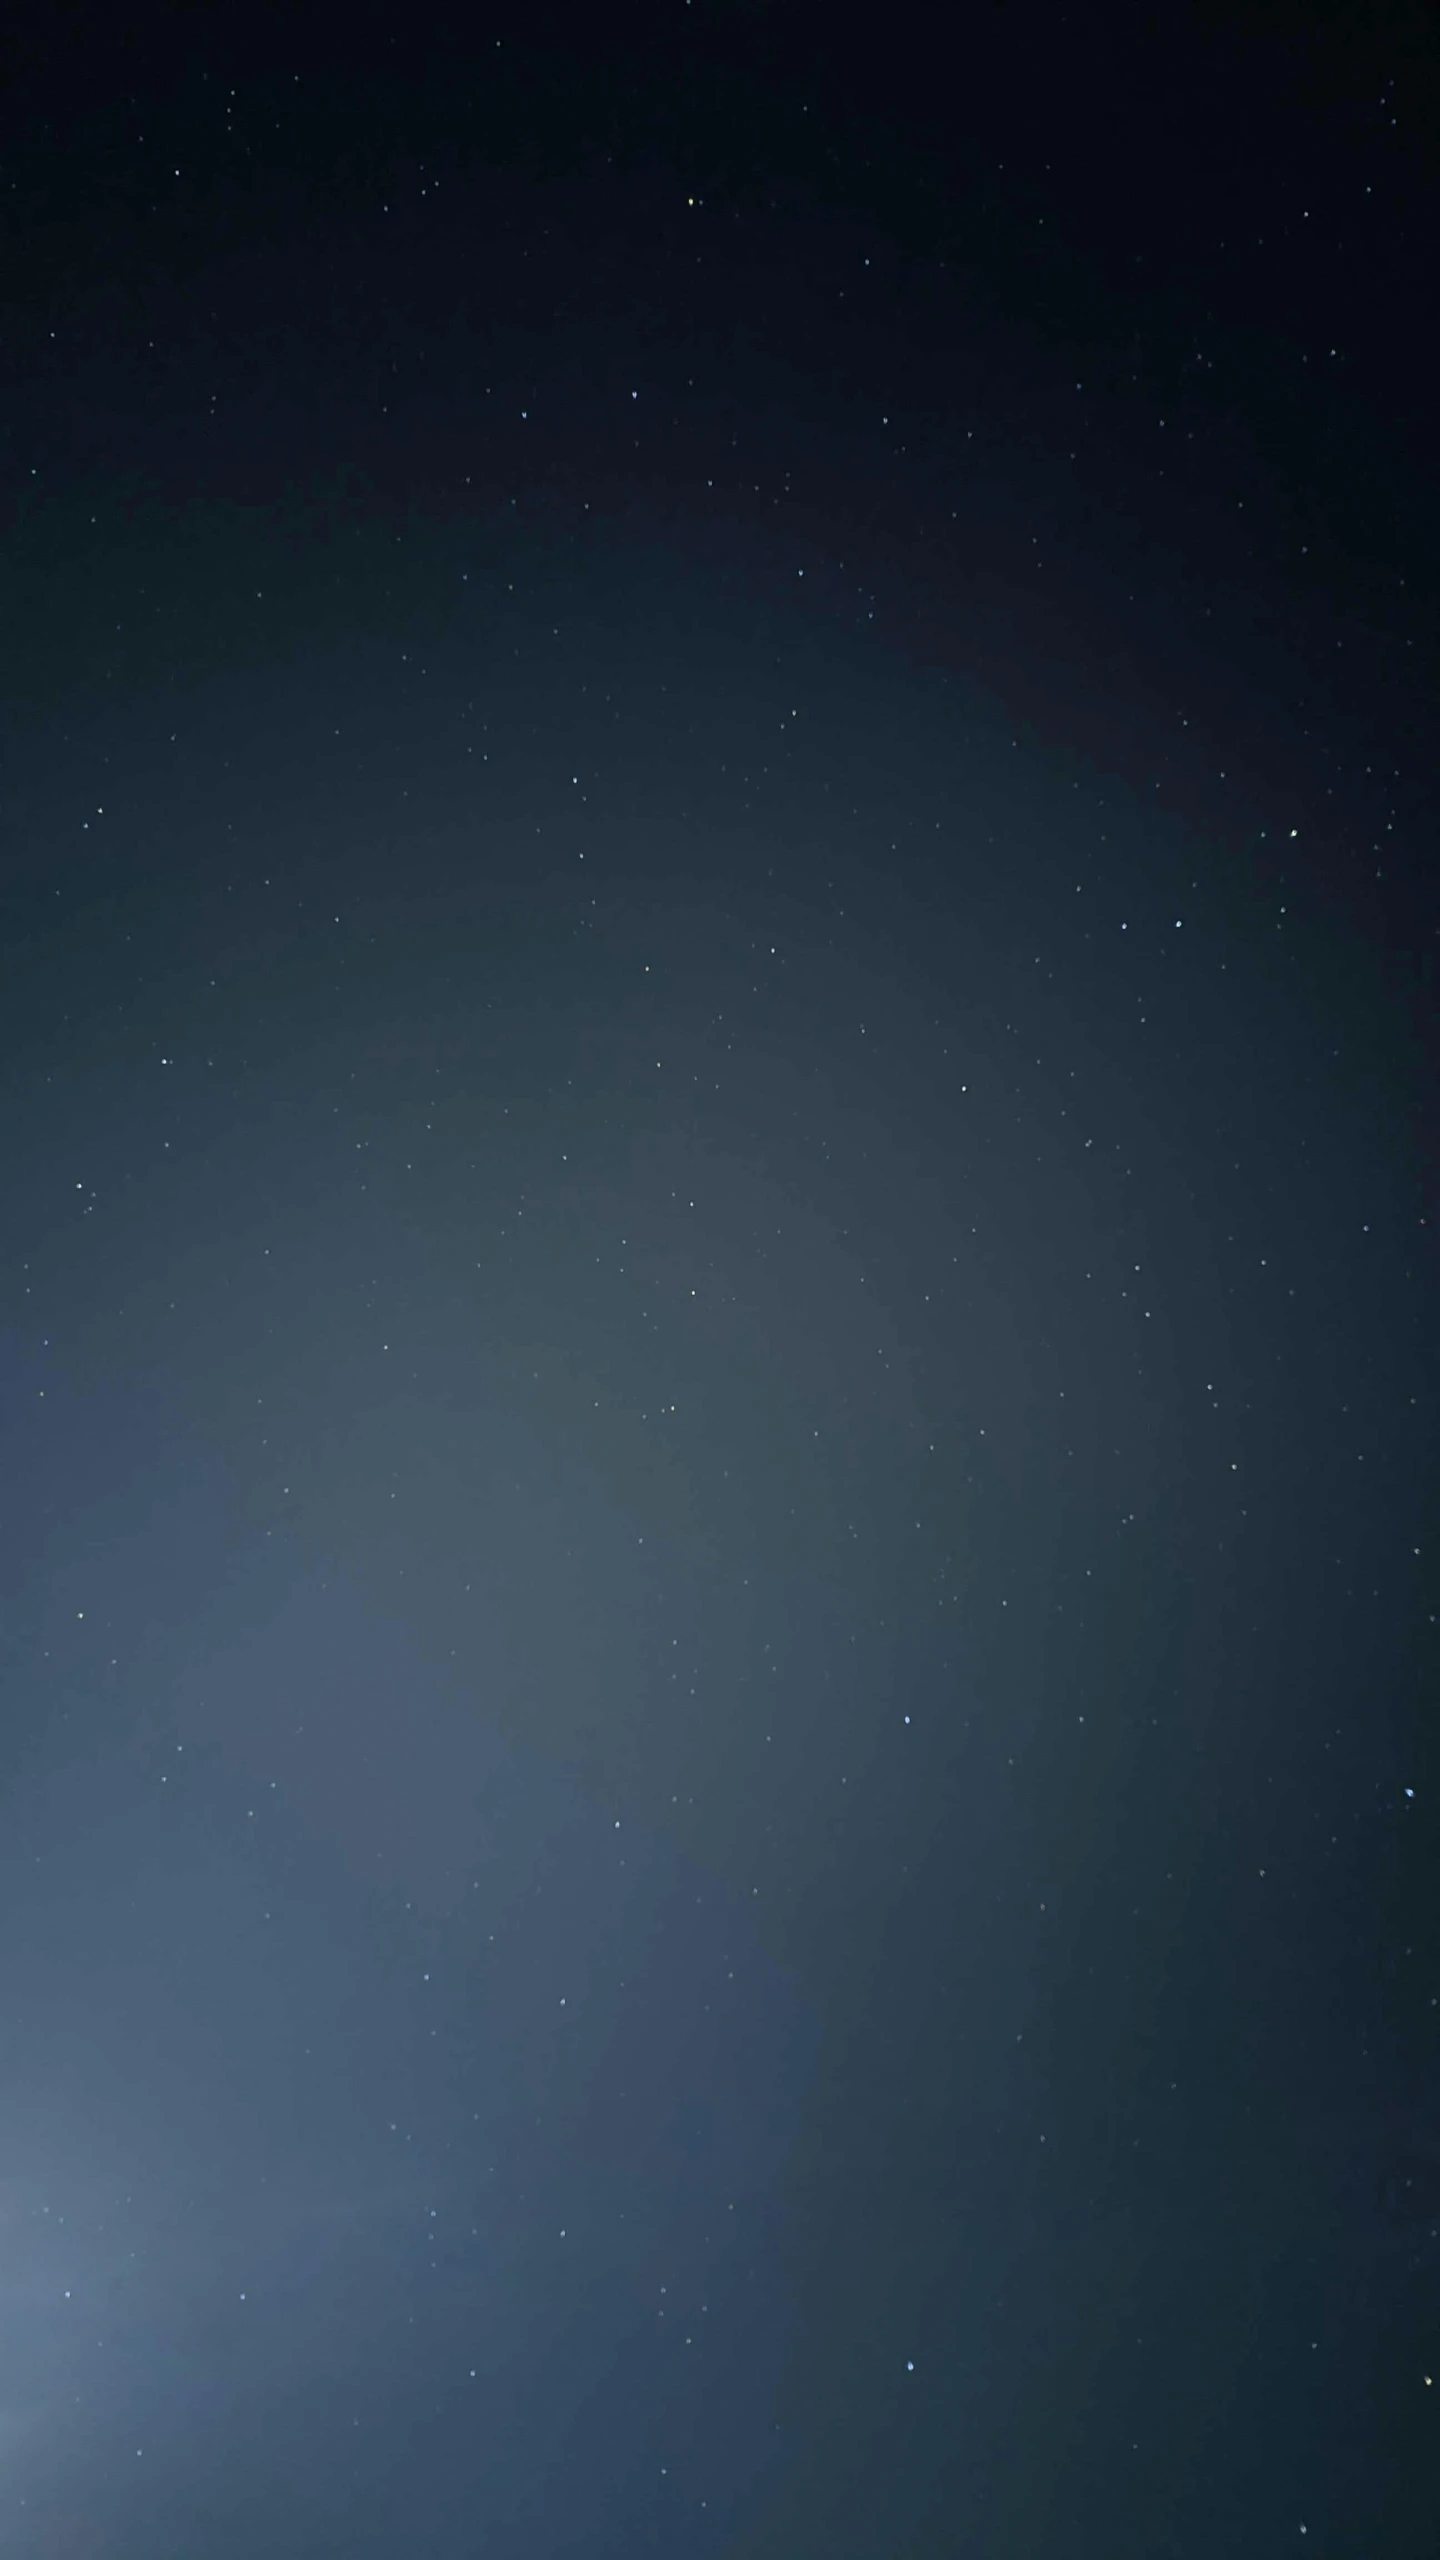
[1,4,1436,2554]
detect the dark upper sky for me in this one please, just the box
[0,4,1435,2555]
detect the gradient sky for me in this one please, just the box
[0,5,1435,2556]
